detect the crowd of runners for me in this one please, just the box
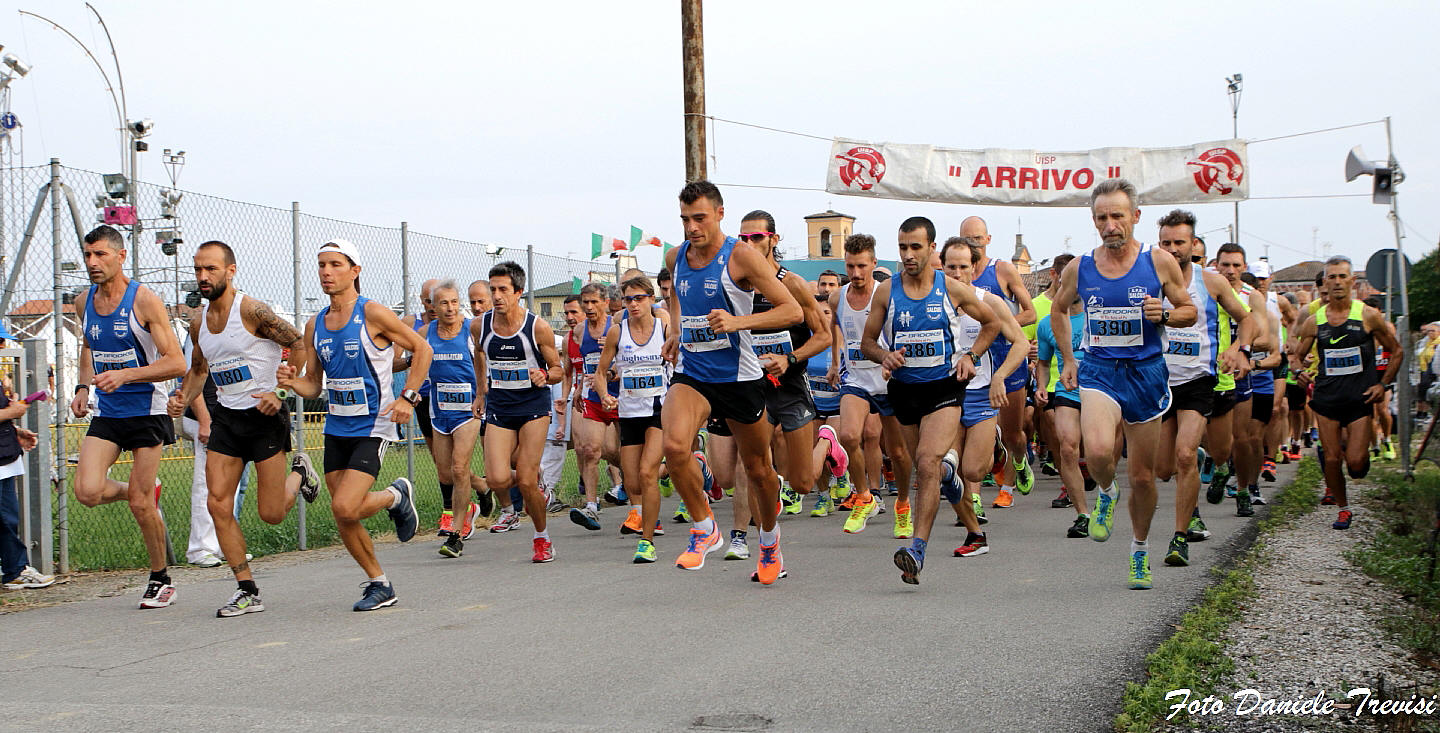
[42,176,1407,615]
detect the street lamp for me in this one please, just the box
[1226,73,1243,248]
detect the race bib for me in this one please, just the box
[209,355,255,396]
[583,352,601,375]
[681,314,729,353]
[752,330,793,357]
[846,338,876,369]
[327,376,368,417]
[809,375,839,400]
[93,348,138,373]
[894,329,944,369]
[489,359,531,390]
[434,382,472,412]
[1324,346,1362,376]
[621,363,665,400]
[1088,306,1143,348]
[1164,328,1202,361]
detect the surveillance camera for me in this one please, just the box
[129,118,154,137]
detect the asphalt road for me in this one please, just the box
[0,459,1296,732]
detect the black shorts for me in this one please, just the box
[323,435,389,477]
[1310,397,1371,427]
[619,415,662,447]
[209,405,291,464]
[1285,382,1308,411]
[886,377,962,427]
[485,412,548,432]
[765,375,816,433]
[1165,375,1217,421]
[1251,390,1275,424]
[1046,394,1081,412]
[672,373,767,427]
[414,395,434,442]
[86,414,174,452]
[705,416,732,437]
[1211,389,1237,418]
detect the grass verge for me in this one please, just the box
[1113,456,1322,733]
[1349,463,1440,664]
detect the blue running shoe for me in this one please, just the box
[695,451,715,499]
[1198,447,1213,485]
[1091,484,1120,542]
[353,580,397,611]
[940,450,962,505]
[387,478,418,542]
[893,546,924,585]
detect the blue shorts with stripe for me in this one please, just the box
[1078,353,1172,424]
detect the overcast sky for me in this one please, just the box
[2,0,1436,280]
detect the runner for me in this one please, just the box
[738,211,831,520]
[471,261,565,561]
[569,283,622,530]
[959,216,1037,509]
[422,281,487,559]
[816,270,842,298]
[1050,179,1198,590]
[69,226,188,609]
[937,236,1021,559]
[1209,243,1273,517]
[1028,257,1060,484]
[469,279,492,317]
[1291,255,1403,530]
[540,294,585,514]
[275,238,428,611]
[167,240,320,616]
[805,294,849,516]
[1033,255,1095,538]
[1362,295,1398,460]
[661,180,802,584]
[596,274,668,562]
[1152,212,1254,567]
[827,234,906,536]
[866,219,1000,584]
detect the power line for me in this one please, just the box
[688,114,832,142]
[1240,229,1317,259]
[1246,193,1369,200]
[1245,119,1387,145]
[713,182,827,193]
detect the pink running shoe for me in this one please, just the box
[817,425,848,479]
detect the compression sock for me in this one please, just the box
[439,482,454,511]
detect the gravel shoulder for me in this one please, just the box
[1162,482,1440,732]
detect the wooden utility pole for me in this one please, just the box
[681,0,706,182]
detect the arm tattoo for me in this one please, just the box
[249,299,304,348]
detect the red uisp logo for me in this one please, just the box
[1187,148,1244,195]
[835,146,887,191]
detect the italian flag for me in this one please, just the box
[591,233,628,259]
[629,226,669,249]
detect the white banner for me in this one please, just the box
[826,138,1248,207]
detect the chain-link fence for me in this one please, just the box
[0,160,618,571]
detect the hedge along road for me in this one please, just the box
[0,458,1294,732]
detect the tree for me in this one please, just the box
[1409,246,1440,329]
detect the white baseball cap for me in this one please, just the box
[1247,260,1271,278]
[318,238,362,267]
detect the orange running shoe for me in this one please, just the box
[838,491,861,511]
[437,511,455,537]
[992,489,1014,508]
[751,539,786,584]
[675,523,723,570]
[621,507,644,535]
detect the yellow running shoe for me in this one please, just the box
[893,505,913,539]
[843,496,881,534]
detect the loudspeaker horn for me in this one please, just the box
[1345,146,1375,182]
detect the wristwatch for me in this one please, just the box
[785,353,798,368]
[273,388,290,401]
[1160,310,1170,325]
[401,388,422,406]
[962,350,981,366]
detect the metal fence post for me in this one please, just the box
[526,244,536,311]
[20,339,53,574]
[291,201,306,550]
[401,222,414,482]
[49,159,69,573]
